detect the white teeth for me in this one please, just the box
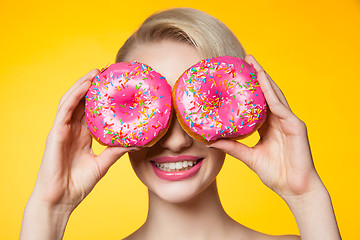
[175,162,183,169]
[169,162,176,170]
[154,160,199,172]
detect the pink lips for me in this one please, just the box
[150,155,203,181]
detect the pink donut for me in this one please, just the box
[85,62,172,147]
[173,56,267,142]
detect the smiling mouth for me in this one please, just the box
[152,159,201,172]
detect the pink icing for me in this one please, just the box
[85,62,172,147]
[175,56,267,141]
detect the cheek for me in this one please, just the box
[206,148,226,175]
[128,149,149,177]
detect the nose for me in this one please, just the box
[159,111,193,152]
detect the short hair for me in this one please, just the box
[116,7,246,62]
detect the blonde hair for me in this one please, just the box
[116,8,246,62]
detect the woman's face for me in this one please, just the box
[125,40,226,203]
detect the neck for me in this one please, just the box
[139,179,237,240]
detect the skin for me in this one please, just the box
[20,40,341,240]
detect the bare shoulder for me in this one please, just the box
[264,234,301,240]
[243,231,300,240]
[123,221,301,240]
[245,229,301,240]
[230,223,300,240]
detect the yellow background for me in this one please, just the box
[1,0,359,239]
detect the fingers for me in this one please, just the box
[96,147,140,178]
[208,139,255,171]
[245,55,293,120]
[259,71,294,120]
[245,55,290,108]
[73,98,86,122]
[55,69,99,126]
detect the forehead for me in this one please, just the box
[124,41,202,87]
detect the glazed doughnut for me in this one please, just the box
[85,62,172,147]
[173,56,267,143]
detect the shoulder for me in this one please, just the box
[246,231,301,240]
[244,231,301,240]
[264,235,301,240]
[229,223,300,240]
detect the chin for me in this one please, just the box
[148,177,217,204]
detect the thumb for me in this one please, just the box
[209,139,254,170]
[95,146,139,178]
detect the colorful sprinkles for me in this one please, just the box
[85,62,172,147]
[175,56,267,141]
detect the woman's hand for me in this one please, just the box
[21,70,138,240]
[209,55,320,199]
[209,55,341,239]
[32,69,138,210]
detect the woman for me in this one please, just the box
[20,8,341,240]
